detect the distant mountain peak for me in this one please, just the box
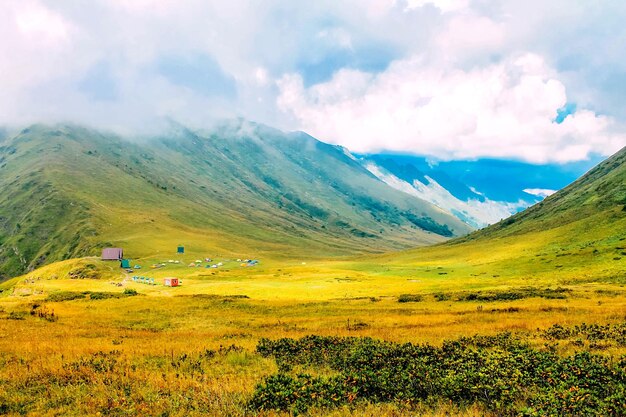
[355,152,599,228]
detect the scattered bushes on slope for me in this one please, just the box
[46,290,139,302]
[251,328,626,416]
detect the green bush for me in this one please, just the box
[7,311,27,320]
[251,326,626,415]
[397,294,423,303]
[456,287,570,302]
[434,292,450,301]
[46,291,87,302]
[542,322,626,346]
[46,290,138,302]
[89,292,119,300]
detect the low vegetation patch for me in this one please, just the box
[542,322,626,347]
[433,287,572,302]
[0,347,254,416]
[397,294,423,303]
[403,213,454,237]
[6,311,27,320]
[30,303,57,322]
[45,291,87,302]
[46,289,139,302]
[178,294,250,300]
[252,328,626,416]
[433,292,450,301]
[68,263,99,279]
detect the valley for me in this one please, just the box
[3,2,626,415]
[0,126,624,416]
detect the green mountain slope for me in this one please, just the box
[457,145,626,242]
[376,145,626,285]
[0,122,471,279]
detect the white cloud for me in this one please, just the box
[317,27,353,50]
[277,52,626,163]
[254,67,269,86]
[437,14,506,60]
[523,188,557,198]
[107,0,179,15]
[14,0,70,41]
[0,0,625,163]
[403,0,469,13]
[0,1,81,123]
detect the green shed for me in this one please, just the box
[177,246,184,254]
[120,259,131,268]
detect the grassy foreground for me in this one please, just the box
[1,289,624,416]
[2,138,625,416]
[1,206,625,416]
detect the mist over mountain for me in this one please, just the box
[0,121,471,279]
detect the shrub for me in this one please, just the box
[251,327,626,415]
[89,292,119,300]
[46,291,87,302]
[542,322,626,346]
[434,292,450,301]
[67,263,99,279]
[7,311,27,320]
[456,287,570,302]
[397,294,423,303]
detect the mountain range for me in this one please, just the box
[383,143,626,286]
[0,121,471,279]
[357,154,601,228]
[1,119,622,281]
[459,143,626,242]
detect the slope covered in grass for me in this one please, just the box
[376,145,626,285]
[0,122,471,280]
[459,145,626,240]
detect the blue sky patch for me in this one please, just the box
[297,42,397,86]
[555,102,577,123]
[156,53,236,98]
[364,153,603,203]
[78,61,118,101]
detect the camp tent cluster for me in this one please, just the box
[239,259,259,267]
[132,276,156,285]
[101,246,254,289]
[132,276,181,287]
[189,260,222,268]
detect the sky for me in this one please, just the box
[2,0,626,163]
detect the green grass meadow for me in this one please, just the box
[1,205,624,416]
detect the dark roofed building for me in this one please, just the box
[102,248,123,260]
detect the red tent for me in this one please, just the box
[164,277,179,287]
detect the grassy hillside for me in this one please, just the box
[457,145,626,240]
[0,145,624,417]
[3,146,623,300]
[368,145,626,286]
[0,122,471,280]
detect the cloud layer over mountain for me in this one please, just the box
[2,0,625,162]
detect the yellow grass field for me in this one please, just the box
[1,211,625,416]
